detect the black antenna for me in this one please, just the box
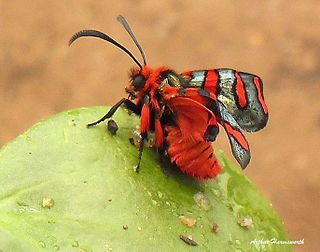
[117,15,147,66]
[69,29,143,69]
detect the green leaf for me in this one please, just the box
[0,107,292,251]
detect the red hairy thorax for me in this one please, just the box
[127,66,169,110]
[129,66,169,91]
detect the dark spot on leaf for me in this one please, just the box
[211,223,220,233]
[17,201,28,207]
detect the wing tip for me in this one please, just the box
[238,154,251,170]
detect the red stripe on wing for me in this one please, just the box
[253,76,268,114]
[224,122,249,151]
[235,71,248,108]
[204,70,219,94]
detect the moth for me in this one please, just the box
[69,16,268,179]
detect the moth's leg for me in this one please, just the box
[135,95,151,172]
[135,133,147,173]
[87,98,140,127]
[140,95,150,134]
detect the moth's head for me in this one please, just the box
[126,66,152,98]
[130,68,146,90]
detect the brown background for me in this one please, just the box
[0,1,319,251]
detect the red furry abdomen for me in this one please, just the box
[165,125,222,179]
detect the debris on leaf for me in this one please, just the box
[17,201,28,207]
[71,240,79,247]
[123,224,128,230]
[193,192,212,210]
[179,215,197,227]
[107,119,118,135]
[131,127,142,147]
[105,243,113,251]
[179,235,198,246]
[211,223,220,233]
[237,216,253,228]
[42,197,54,209]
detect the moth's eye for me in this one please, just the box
[132,75,146,90]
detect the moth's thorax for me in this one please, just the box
[126,65,170,103]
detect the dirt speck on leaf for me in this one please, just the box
[237,216,253,228]
[211,223,220,233]
[179,215,197,227]
[42,197,54,209]
[193,192,212,210]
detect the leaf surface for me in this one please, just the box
[0,107,291,251]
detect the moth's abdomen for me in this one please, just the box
[165,125,222,179]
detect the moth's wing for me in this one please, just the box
[216,101,251,169]
[181,69,268,132]
[166,96,212,141]
[164,96,222,179]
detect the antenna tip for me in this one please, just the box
[68,32,80,47]
[117,15,126,23]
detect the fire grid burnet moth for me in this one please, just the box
[69,15,268,179]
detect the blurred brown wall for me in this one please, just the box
[1,1,319,251]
